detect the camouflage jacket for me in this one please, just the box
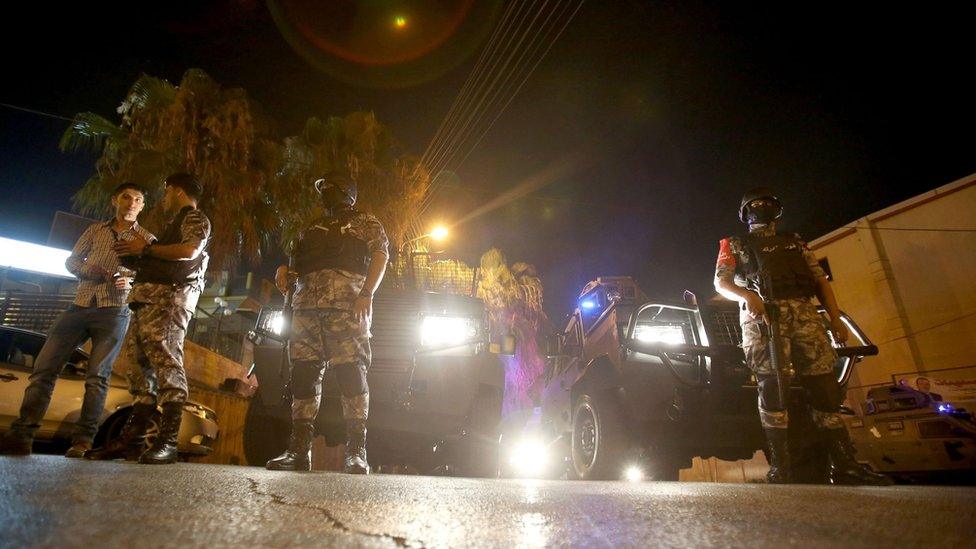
[292,211,389,311]
[129,208,212,312]
[714,225,825,291]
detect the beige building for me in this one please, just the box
[809,173,976,407]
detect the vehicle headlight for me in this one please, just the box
[633,324,686,345]
[509,439,549,478]
[420,315,479,348]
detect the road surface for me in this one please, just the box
[1,456,973,547]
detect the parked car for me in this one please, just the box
[843,386,976,482]
[0,325,219,456]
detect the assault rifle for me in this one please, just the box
[755,271,788,408]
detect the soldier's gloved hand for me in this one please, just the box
[744,292,766,321]
[353,295,372,325]
[829,317,850,344]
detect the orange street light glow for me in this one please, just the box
[430,226,449,241]
[394,15,407,28]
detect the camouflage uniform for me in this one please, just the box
[715,225,843,431]
[289,211,388,425]
[125,208,211,406]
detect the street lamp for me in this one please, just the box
[400,225,449,254]
[399,226,450,288]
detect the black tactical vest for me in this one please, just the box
[737,232,817,300]
[129,207,208,285]
[292,212,369,276]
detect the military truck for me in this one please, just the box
[510,276,878,481]
[843,386,976,482]
[243,257,508,476]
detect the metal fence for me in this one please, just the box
[0,291,76,333]
[386,253,480,297]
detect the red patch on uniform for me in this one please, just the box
[716,238,736,268]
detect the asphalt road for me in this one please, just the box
[1,456,974,548]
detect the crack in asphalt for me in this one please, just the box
[245,477,422,548]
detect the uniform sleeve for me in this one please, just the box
[65,224,96,277]
[180,210,212,253]
[363,215,389,257]
[714,237,736,285]
[801,242,826,279]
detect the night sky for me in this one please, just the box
[2,1,973,319]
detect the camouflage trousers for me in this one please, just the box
[123,301,192,406]
[289,308,370,423]
[741,298,843,431]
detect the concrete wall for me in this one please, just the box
[810,174,976,403]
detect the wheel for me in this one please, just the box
[572,392,628,480]
[94,413,128,448]
[94,408,159,454]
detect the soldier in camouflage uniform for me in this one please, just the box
[87,173,211,465]
[266,171,388,474]
[714,187,889,485]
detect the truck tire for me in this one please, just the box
[572,392,628,480]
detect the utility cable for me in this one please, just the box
[0,102,74,122]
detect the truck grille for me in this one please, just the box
[704,307,742,347]
[370,292,420,374]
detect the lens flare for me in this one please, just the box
[624,465,644,482]
[268,0,502,88]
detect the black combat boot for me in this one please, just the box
[826,428,893,486]
[343,419,369,475]
[764,428,792,484]
[86,403,155,461]
[265,420,314,471]
[138,402,183,465]
[0,429,33,456]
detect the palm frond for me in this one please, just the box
[59,113,125,154]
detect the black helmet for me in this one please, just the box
[738,186,782,223]
[314,170,357,208]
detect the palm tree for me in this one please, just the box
[274,111,429,253]
[61,69,280,270]
[478,248,548,414]
[63,71,429,273]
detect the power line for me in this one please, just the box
[452,0,585,172]
[841,225,976,234]
[410,0,585,236]
[407,0,552,239]
[421,0,552,183]
[0,102,74,122]
[880,310,976,345]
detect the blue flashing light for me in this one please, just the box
[581,300,597,310]
[937,403,954,414]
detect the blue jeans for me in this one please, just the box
[11,304,130,444]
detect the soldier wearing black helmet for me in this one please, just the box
[266,170,389,474]
[714,187,890,485]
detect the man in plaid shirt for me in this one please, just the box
[0,183,154,457]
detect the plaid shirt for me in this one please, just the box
[66,220,155,308]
